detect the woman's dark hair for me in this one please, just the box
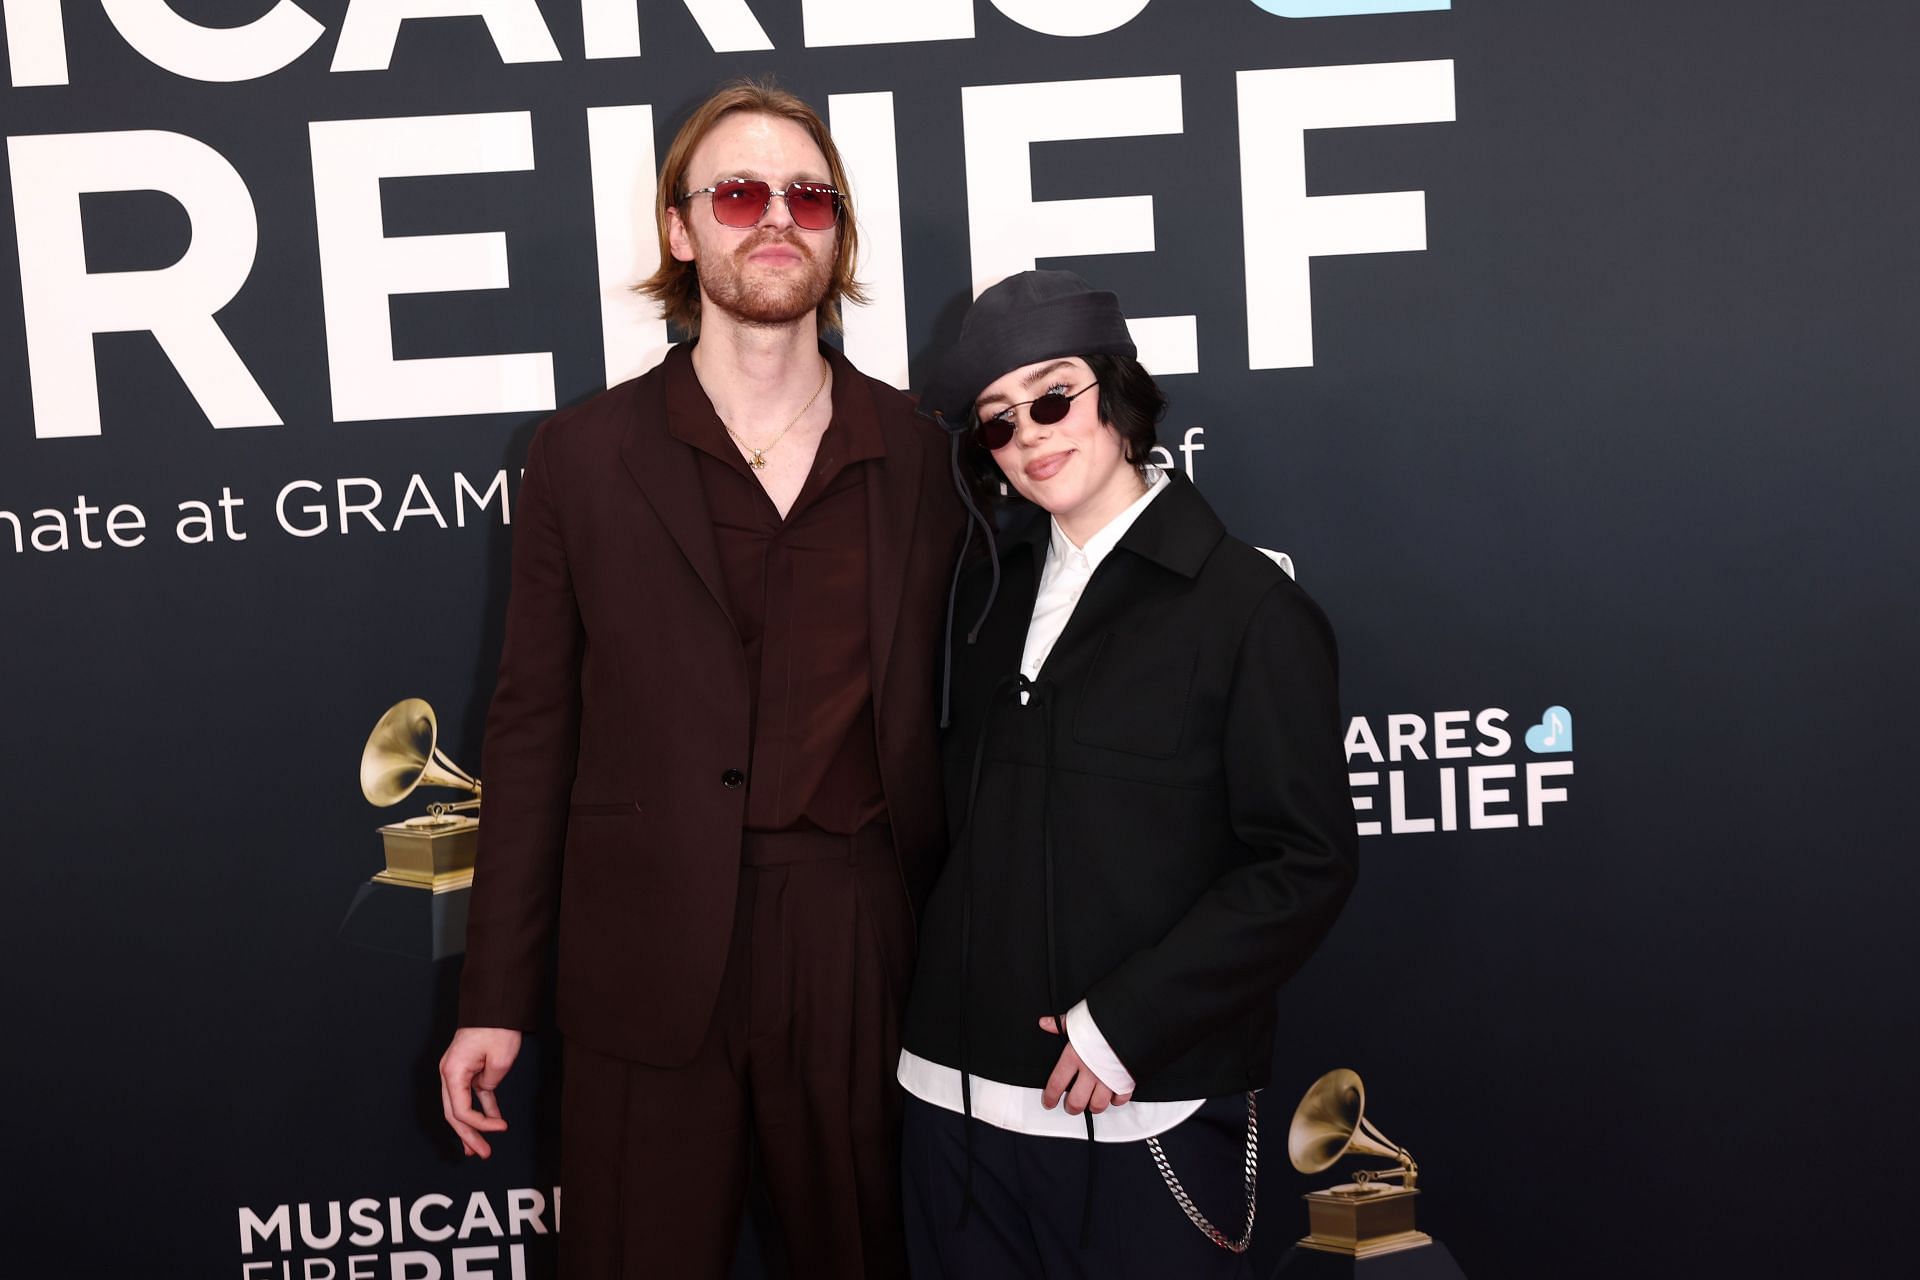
[1085,352,1166,465]
[961,352,1167,503]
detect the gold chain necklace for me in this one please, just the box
[724,360,829,470]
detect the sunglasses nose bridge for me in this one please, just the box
[1011,403,1056,445]
[757,189,796,229]
[975,408,1031,453]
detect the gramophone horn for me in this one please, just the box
[359,698,481,808]
[1287,1068,1417,1183]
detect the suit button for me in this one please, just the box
[721,769,745,789]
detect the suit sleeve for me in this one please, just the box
[1083,580,1360,1085]
[457,424,583,1031]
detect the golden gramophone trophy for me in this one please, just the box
[360,698,482,892]
[1277,1069,1467,1278]
[338,699,481,960]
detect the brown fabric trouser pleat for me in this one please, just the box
[559,824,913,1280]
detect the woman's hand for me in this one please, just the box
[1037,1015,1133,1114]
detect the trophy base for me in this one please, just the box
[374,817,478,890]
[1298,1185,1431,1259]
[338,879,470,960]
[371,868,474,892]
[1278,1238,1467,1278]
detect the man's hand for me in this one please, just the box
[1038,1015,1132,1115]
[439,1027,523,1158]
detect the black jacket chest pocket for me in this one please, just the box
[1072,632,1196,760]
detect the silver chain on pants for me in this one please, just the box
[1144,1090,1258,1253]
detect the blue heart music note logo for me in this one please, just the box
[1525,706,1573,754]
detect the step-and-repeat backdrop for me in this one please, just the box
[5,2,1915,1275]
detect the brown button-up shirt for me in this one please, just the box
[665,346,888,835]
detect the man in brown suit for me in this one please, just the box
[436,81,963,1279]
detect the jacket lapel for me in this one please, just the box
[617,347,736,632]
[1040,557,1135,678]
[1038,472,1222,672]
[864,375,920,716]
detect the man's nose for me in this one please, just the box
[758,189,797,230]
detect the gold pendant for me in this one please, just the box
[748,450,767,469]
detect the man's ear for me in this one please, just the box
[666,204,696,265]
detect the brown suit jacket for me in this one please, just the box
[457,342,965,1066]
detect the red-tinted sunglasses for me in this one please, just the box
[680,178,844,231]
[974,382,1099,451]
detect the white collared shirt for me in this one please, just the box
[1022,463,1169,692]
[898,467,1205,1141]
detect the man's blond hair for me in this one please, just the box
[636,79,868,335]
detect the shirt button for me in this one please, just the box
[721,769,745,789]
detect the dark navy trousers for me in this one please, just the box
[902,1092,1256,1280]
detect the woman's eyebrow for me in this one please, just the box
[978,360,1079,411]
[1021,360,1078,389]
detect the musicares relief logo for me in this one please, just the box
[1344,706,1573,837]
[238,1187,559,1280]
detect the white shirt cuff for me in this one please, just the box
[1064,1000,1137,1095]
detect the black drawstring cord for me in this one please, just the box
[1038,689,1062,1028]
[939,511,974,729]
[954,671,1030,1228]
[1082,1109,1098,1247]
[949,430,1003,642]
[927,403,1014,1226]
[937,420,1003,728]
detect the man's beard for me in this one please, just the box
[696,229,835,328]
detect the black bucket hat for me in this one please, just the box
[921,270,1136,425]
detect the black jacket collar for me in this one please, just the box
[996,467,1224,580]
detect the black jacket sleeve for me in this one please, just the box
[1083,579,1360,1085]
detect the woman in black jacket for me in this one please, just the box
[898,271,1360,1278]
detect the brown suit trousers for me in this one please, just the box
[558,826,914,1280]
